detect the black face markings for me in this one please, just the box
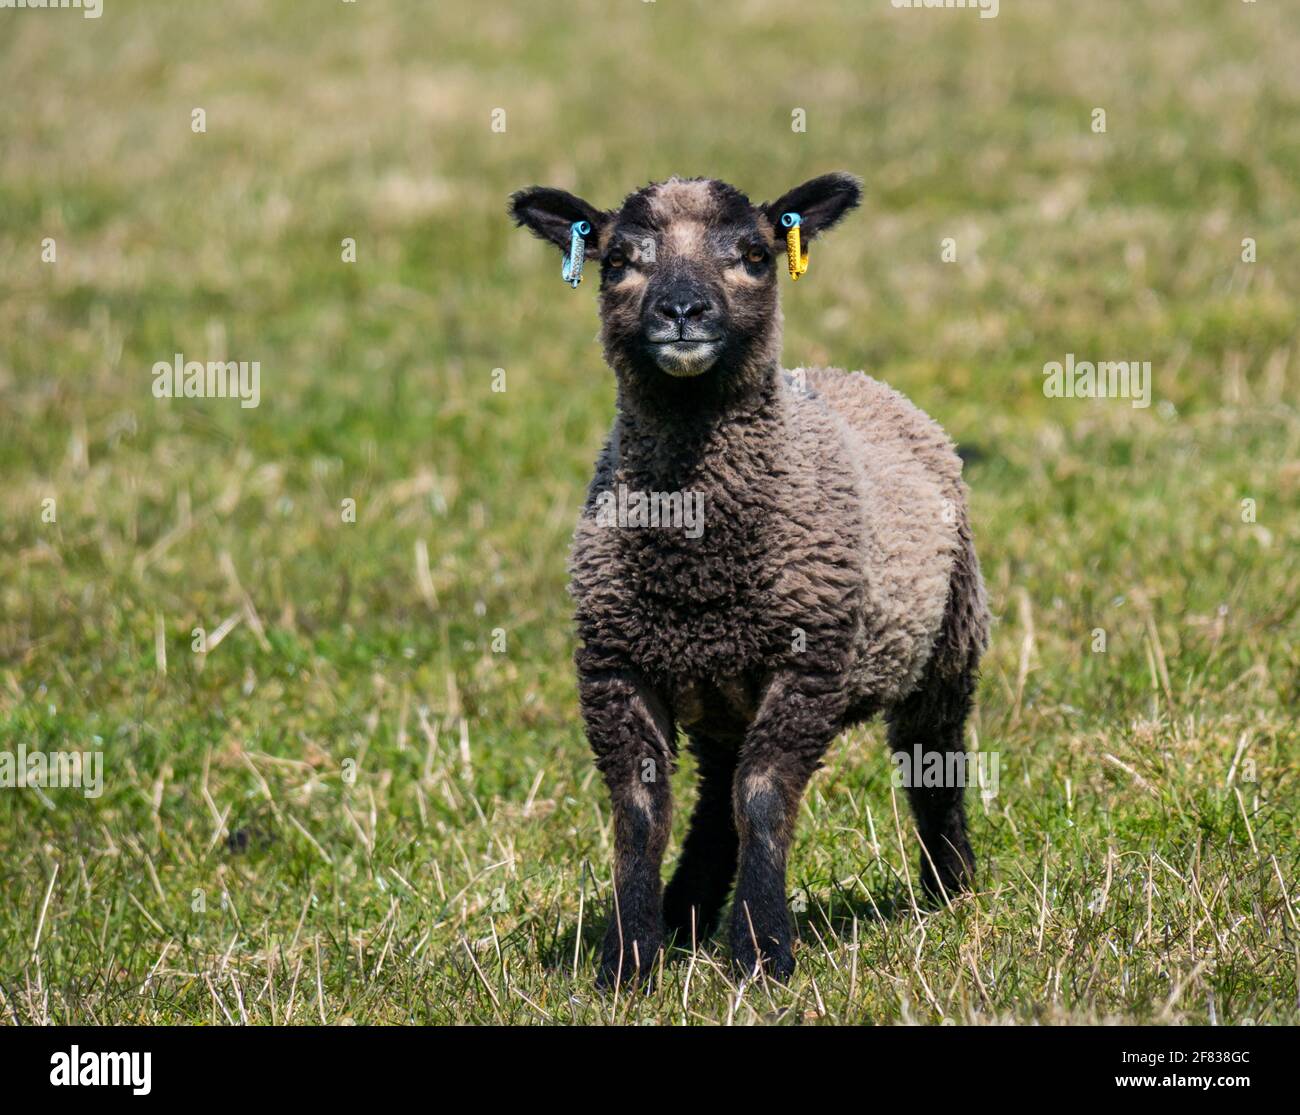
[707,179,760,227]
[614,189,658,233]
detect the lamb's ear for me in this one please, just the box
[762,173,862,241]
[508,186,608,258]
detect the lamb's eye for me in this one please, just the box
[607,250,626,269]
[745,246,768,265]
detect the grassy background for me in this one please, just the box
[1,0,1297,1024]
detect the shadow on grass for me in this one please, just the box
[541,873,919,980]
[796,875,917,942]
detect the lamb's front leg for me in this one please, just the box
[579,669,676,989]
[731,672,845,981]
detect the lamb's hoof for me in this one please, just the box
[921,839,976,901]
[595,931,661,991]
[730,931,796,983]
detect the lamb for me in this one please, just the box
[509,173,990,987]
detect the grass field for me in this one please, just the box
[1,0,1298,1025]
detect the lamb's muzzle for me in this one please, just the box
[510,172,991,987]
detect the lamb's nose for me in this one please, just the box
[657,297,710,322]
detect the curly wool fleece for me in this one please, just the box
[571,366,987,718]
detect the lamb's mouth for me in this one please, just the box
[647,339,723,377]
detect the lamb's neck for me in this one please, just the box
[613,364,786,490]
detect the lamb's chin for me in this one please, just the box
[650,341,722,378]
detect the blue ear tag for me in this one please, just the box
[562,220,592,288]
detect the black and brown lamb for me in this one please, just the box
[510,173,990,987]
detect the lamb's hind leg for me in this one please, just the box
[886,664,977,898]
[889,506,988,899]
[663,734,739,946]
[579,670,676,989]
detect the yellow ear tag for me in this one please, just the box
[781,212,809,281]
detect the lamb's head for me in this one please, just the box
[509,174,861,386]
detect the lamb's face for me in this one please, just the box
[595,179,777,379]
[510,172,863,384]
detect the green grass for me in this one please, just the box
[1,0,1297,1024]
